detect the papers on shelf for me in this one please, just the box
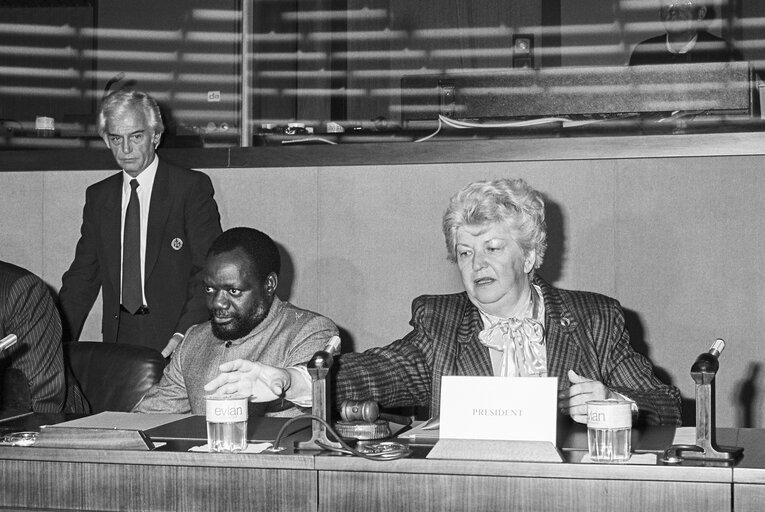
[398,420,440,443]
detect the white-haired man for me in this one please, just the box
[60,89,222,356]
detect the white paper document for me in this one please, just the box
[51,412,192,431]
[439,376,558,444]
[671,426,697,446]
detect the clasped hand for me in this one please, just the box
[558,369,618,424]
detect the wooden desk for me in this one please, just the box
[730,429,765,511]
[2,424,763,512]
[0,446,316,511]
[315,452,732,512]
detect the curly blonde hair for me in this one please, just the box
[442,178,547,271]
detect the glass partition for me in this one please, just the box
[1,0,763,150]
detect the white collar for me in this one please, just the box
[666,33,698,55]
[122,155,159,188]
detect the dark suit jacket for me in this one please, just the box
[629,31,741,66]
[59,160,222,351]
[0,260,87,413]
[335,276,681,426]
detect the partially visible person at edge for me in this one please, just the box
[0,260,88,414]
[59,89,222,357]
[133,227,339,417]
[204,178,682,426]
[629,0,741,66]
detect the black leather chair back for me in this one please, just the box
[63,342,167,413]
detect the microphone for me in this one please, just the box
[307,335,341,369]
[680,337,743,462]
[707,338,725,358]
[324,335,341,355]
[691,338,725,376]
[0,334,17,352]
[296,335,343,451]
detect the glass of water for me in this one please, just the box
[205,394,248,452]
[586,399,632,462]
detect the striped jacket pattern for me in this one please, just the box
[0,261,87,413]
[334,276,682,426]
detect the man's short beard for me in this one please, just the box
[211,303,270,341]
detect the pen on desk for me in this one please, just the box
[421,416,440,430]
[0,411,34,424]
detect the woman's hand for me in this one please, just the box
[558,369,618,424]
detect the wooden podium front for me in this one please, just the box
[315,449,731,512]
[3,415,765,511]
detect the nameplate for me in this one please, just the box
[439,376,557,444]
[35,426,154,451]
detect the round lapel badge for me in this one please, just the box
[171,238,183,251]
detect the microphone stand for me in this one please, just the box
[663,339,742,464]
[295,336,343,451]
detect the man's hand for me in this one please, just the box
[558,369,618,424]
[161,333,184,358]
[204,359,292,402]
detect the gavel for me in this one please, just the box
[339,400,412,426]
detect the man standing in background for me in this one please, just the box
[59,89,222,357]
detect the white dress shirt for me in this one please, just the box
[666,33,698,54]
